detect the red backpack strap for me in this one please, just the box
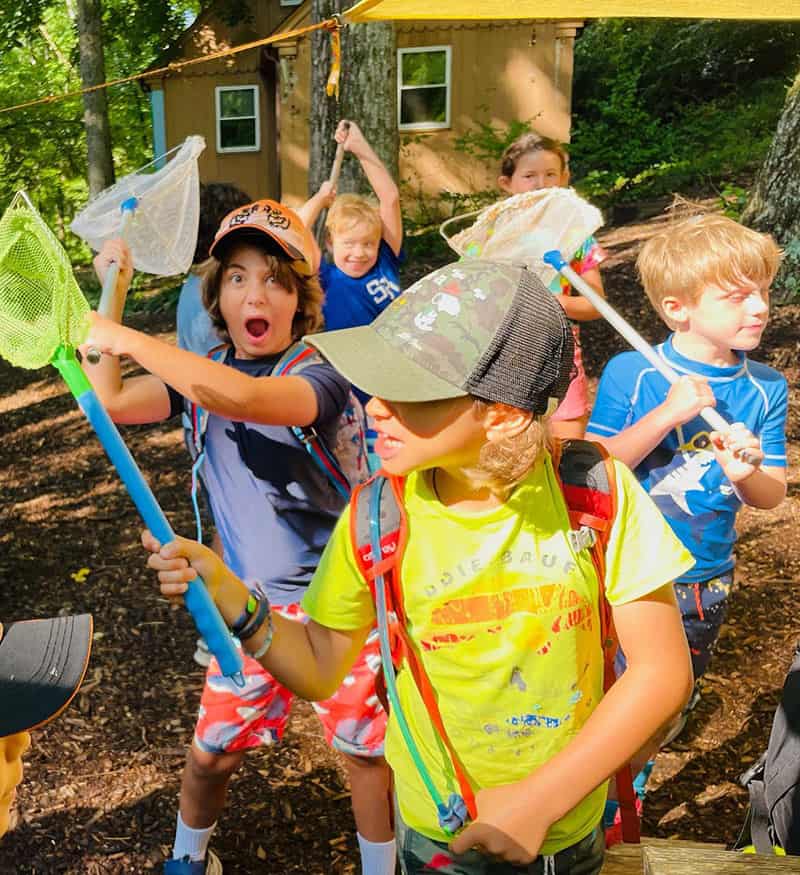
[349,474,478,825]
[350,474,404,597]
[554,439,640,845]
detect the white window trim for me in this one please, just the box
[280,0,303,5]
[215,85,260,154]
[397,45,451,132]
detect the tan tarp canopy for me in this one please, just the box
[343,0,800,20]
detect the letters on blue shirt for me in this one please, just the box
[587,336,787,583]
[320,239,402,331]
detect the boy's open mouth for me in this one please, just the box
[245,318,269,339]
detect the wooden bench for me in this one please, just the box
[602,838,800,873]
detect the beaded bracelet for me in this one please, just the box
[247,611,275,661]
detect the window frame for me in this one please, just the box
[215,84,261,154]
[397,45,452,132]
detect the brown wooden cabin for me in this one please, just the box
[143,2,582,212]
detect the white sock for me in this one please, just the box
[357,833,397,875]
[173,812,216,862]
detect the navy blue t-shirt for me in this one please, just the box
[320,239,403,331]
[168,347,350,605]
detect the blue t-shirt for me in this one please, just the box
[587,336,787,583]
[168,348,350,605]
[320,239,403,331]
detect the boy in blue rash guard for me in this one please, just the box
[588,214,787,685]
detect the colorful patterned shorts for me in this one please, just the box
[193,603,387,757]
[396,814,605,875]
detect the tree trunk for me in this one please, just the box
[76,0,115,196]
[742,72,800,242]
[309,3,397,198]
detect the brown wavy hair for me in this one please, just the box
[201,236,324,345]
[500,133,569,178]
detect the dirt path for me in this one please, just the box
[0,208,798,873]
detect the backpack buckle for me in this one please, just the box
[295,425,319,446]
[569,526,597,553]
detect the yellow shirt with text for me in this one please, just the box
[302,453,693,852]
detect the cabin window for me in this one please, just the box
[280,0,303,5]
[397,46,451,131]
[215,85,260,153]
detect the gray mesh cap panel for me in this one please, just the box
[463,268,574,414]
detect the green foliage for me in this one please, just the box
[718,182,749,220]
[453,112,538,165]
[0,0,199,262]
[401,50,447,87]
[570,19,799,207]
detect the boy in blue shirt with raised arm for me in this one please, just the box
[299,119,403,334]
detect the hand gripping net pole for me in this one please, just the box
[0,192,89,370]
[440,187,603,291]
[70,135,206,276]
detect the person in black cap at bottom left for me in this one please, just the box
[0,613,93,838]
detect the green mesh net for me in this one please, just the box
[0,192,89,370]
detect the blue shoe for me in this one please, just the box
[164,850,222,874]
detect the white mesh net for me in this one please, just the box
[70,136,206,276]
[442,188,603,291]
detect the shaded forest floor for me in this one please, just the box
[0,203,799,873]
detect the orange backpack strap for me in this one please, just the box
[553,438,640,845]
[350,474,477,830]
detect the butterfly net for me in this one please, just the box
[0,193,89,370]
[71,135,205,276]
[442,188,603,290]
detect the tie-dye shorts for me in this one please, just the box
[193,603,387,757]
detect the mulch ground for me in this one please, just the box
[0,204,798,873]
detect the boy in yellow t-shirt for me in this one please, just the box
[143,260,694,874]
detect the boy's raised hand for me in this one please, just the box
[316,179,337,209]
[662,374,716,426]
[335,119,367,156]
[710,422,764,482]
[449,784,550,865]
[93,238,133,297]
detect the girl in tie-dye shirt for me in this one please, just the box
[498,133,607,439]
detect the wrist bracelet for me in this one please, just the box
[248,612,275,661]
[237,596,271,642]
[231,593,259,637]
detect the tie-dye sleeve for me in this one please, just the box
[570,235,606,275]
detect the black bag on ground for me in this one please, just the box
[738,643,800,854]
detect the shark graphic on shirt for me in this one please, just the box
[648,433,716,516]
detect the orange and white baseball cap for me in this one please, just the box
[209,199,316,275]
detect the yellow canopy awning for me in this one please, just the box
[343,0,800,21]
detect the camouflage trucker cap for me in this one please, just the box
[306,260,574,414]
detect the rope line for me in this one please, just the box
[0,18,340,115]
